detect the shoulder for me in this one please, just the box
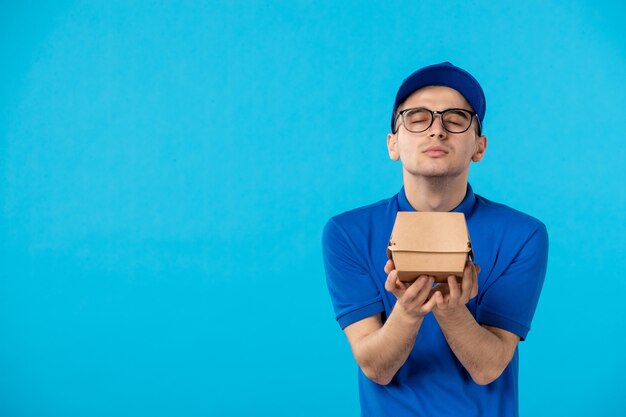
[474,194,547,234]
[321,194,397,258]
[472,193,549,258]
[324,195,395,235]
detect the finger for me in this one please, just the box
[447,275,460,301]
[384,270,394,292]
[396,276,409,292]
[461,264,473,300]
[385,270,404,297]
[420,290,441,314]
[470,275,478,299]
[433,292,449,309]
[384,259,395,274]
[414,277,435,305]
[429,282,449,300]
[403,275,429,301]
[469,263,480,299]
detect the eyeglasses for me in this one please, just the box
[394,107,480,134]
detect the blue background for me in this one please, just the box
[1,1,625,416]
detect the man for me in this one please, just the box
[322,62,548,417]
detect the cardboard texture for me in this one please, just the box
[387,212,473,283]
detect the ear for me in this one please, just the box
[471,135,487,162]
[387,132,400,161]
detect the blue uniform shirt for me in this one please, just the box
[322,184,548,417]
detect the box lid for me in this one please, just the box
[387,212,472,255]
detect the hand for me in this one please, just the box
[384,259,437,320]
[432,261,480,316]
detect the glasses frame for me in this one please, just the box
[394,107,481,135]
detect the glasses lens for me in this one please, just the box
[442,110,472,133]
[403,109,432,132]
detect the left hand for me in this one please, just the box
[431,261,480,316]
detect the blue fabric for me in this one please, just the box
[392,62,487,131]
[322,184,548,417]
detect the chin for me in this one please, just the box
[419,171,452,178]
[407,162,450,177]
[404,163,467,179]
[405,168,449,178]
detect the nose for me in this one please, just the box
[428,113,447,139]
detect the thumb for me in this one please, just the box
[385,270,405,298]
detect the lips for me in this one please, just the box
[423,146,449,157]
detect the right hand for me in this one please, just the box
[384,259,438,319]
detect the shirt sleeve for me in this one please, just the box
[322,217,385,329]
[476,222,549,341]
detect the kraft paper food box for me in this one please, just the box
[386,212,474,283]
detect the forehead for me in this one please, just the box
[400,85,472,111]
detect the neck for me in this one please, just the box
[402,172,469,212]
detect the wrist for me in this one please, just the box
[393,301,426,326]
[434,304,468,322]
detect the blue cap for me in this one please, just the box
[391,62,486,132]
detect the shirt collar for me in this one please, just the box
[397,183,476,217]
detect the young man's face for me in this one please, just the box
[387,85,487,181]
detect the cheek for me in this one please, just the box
[461,139,479,157]
[397,143,413,161]
[397,139,417,155]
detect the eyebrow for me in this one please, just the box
[402,107,473,113]
[445,109,472,116]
